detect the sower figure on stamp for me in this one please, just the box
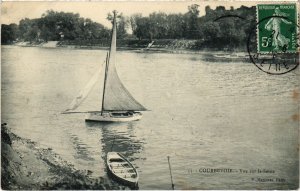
[264,7,292,50]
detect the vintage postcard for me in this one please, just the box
[1,0,299,190]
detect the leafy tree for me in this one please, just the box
[107,12,128,39]
[148,12,168,39]
[167,14,185,38]
[14,10,110,42]
[1,24,18,44]
[202,22,221,44]
[133,17,151,40]
[129,13,142,34]
[184,4,200,39]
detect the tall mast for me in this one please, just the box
[101,52,109,114]
[101,11,117,114]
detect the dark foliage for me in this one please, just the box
[1,24,18,44]
[1,5,256,49]
[2,10,110,43]
[130,5,256,49]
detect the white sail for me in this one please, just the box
[64,64,103,112]
[102,12,146,111]
[64,11,146,115]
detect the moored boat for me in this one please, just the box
[106,152,139,188]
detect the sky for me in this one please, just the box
[1,1,296,28]
[1,1,256,27]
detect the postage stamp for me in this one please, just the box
[257,4,298,53]
[247,3,299,75]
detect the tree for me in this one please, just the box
[129,13,142,34]
[18,18,33,40]
[1,24,18,44]
[107,12,128,39]
[15,10,110,42]
[134,17,151,40]
[184,4,200,39]
[202,22,221,44]
[148,12,169,39]
[166,14,185,38]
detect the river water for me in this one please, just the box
[1,45,299,189]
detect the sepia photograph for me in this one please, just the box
[1,1,299,190]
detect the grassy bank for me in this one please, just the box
[1,123,125,190]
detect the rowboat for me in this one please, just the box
[106,152,139,188]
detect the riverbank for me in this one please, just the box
[12,40,249,62]
[1,123,125,190]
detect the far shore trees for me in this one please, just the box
[2,5,256,49]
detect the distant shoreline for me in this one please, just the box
[11,39,248,52]
[7,40,250,62]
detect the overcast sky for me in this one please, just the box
[1,1,293,28]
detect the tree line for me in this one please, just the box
[129,5,256,49]
[2,10,111,44]
[2,5,256,49]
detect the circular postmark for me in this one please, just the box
[247,15,299,75]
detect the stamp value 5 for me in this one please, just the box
[257,4,298,53]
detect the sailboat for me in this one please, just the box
[63,11,146,122]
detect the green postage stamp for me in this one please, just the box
[257,4,298,53]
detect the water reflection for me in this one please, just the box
[85,121,145,163]
[69,134,95,161]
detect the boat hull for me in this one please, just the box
[85,111,142,122]
[106,152,139,189]
[107,168,139,189]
